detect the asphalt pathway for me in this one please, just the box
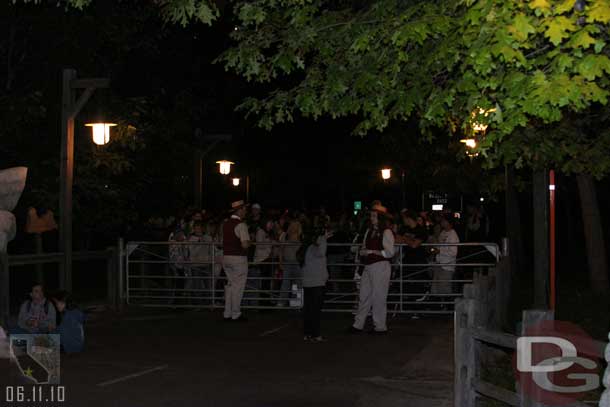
[55,309,453,407]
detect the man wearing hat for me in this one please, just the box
[351,202,395,334]
[222,200,251,321]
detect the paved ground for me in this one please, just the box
[55,309,453,407]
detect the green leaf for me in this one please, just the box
[587,0,610,23]
[529,0,552,16]
[568,29,597,49]
[556,0,577,15]
[575,54,610,80]
[509,13,536,41]
[595,40,606,53]
[544,16,577,45]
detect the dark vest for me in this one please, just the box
[223,217,247,256]
[363,227,392,265]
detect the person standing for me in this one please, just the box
[351,203,395,334]
[433,216,460,301]
[279,215,303,307]
[222,200,251,321]
[302,229,332,342]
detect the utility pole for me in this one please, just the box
[59,68,109,291]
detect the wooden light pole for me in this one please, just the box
[59,68,109,291]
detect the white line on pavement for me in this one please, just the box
[96,365,168,387]
[259,324,290,337]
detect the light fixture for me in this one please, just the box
[381,168,391,180]
[216,160,234,175]
[232,177,240,187]
[460,138,477,149]
[85,122,117,145]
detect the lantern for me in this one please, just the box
[232,177,240,186]
[216,160,234,175]
[460,138,477,149]
[381,168,391,180]
[85,122,117,145]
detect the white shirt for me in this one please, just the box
[437,228,459,266]
[254,228,273,263]
[231,215,250,244]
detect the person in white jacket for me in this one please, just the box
[433,216,460,297]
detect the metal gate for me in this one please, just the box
[123,241,499,314]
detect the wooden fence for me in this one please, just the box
[455,268,607,407]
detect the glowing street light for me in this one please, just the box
[232,177,240,187]
[85,122,117,145]
[216,160,234,175]
[381,168,391,180]
[460,138,477,149]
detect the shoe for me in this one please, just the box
[232,316,248,322]
[303,335,311,342]
[310,336,327,343]
[347,326,363,334]
[368,329,388,335]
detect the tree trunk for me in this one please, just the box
[576,174,609,293]
[505,166,524,277]
[533,170,549,308]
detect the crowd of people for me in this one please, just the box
[149,198,484,342]
[0,199,488,352]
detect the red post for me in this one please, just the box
[549,170,556,310]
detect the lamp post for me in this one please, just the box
[193,132,232,208]
[60,68,110,291]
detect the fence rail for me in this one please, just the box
[1,243,121,326]
[124,240,499,314]
[454,268,608,407]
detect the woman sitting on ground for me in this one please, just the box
[51,291,85,354]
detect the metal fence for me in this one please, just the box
[123,240,499,314]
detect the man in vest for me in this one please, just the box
[222,200,251,321]
[350,203,395,334]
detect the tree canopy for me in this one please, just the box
[214,0,610,177]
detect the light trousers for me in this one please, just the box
[223,256,248,319]
[353,261,391,332]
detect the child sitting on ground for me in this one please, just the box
[51,291,85,354]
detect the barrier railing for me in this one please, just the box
[124,240,499,314]
[455,272,607,407]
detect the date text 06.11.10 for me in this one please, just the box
[5,386,66,404]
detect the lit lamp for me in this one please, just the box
[216,160,234,175]
[85,122,117,145]
[460,138,477,149]
[381,168,391,180]
[232,177,240,186]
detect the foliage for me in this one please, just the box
[215,0,610,177]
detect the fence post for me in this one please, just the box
[519,309,554,407]
[0,251,9,327]
[106,246,117,310]
[455,283,478,407]
[601,333,610,407]
[117,238,124,312]
[495,255,511,331]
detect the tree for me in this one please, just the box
[215,0,610,175]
